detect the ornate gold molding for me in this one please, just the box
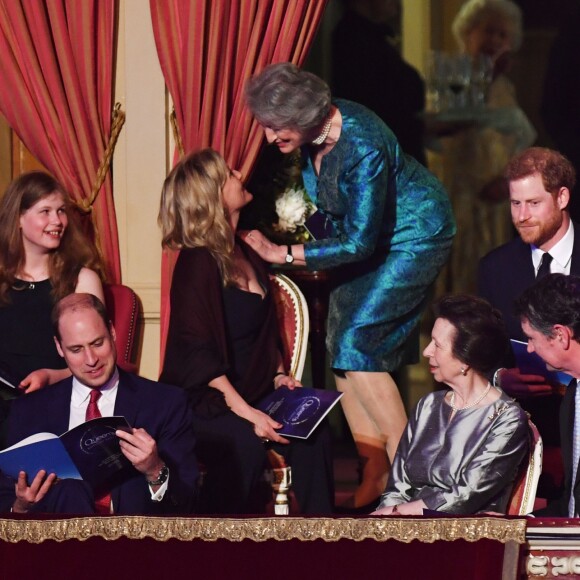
[0,516,527,545]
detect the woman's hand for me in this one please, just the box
[19,369,50,393]
[247,407,290,445]
[210,374,290,443]
[371,505,396,516]
[274,373,302,390]
[239,230,286,264]
[229,397,289,444]
[19,368,71,393]
[371,499,427,516]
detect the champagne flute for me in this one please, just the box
[446,54,471,111]
[470,54,493,108]
[425,50,447,113]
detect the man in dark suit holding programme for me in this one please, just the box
[514,274,580,516]
[1,293,198,514]
[478,147,577,497]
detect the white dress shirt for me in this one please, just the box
[531,220,574,276]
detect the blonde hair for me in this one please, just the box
[0,171,104,305]
[158,149,236,285]
[452,0,523,52]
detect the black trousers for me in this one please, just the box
[192,411,335,515]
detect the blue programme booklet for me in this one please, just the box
[0,416,133,490]
[257,387,343,439]
[511,339,573,386]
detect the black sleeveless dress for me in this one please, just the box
[0,279,66,384]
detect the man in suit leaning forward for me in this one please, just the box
[514,274,580,516]
[1,293,198,514]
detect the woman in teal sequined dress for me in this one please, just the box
[244,63,455,509]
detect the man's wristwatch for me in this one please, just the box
[284,244,294,264]
[146,464,169,486]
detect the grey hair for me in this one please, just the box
[245,62,331,133]
[452,0,523,52]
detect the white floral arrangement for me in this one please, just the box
[274,186,315,233]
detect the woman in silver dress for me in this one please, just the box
[373,295,529,515]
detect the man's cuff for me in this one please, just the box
[149,473,169,502]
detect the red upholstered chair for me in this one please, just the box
[507,419,543,515]
[270,273,309,381]
[266,273,310,514]
[103,284,142,374]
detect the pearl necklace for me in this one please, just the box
[449,382,491,411]
[311,116,332,145]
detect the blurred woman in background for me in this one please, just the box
[436,0,535,294]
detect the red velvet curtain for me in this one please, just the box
[0,0,121,283]
[150,0,328,365]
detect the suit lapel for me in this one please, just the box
[562,381,575,478]
[569,381,580,507]
[517,238,536,289]
[110,370,142,511]
[561,378,580,516]
[52,380,74,435]
[113,370,141,427]
[569,222,580,275]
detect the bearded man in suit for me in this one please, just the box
[479,147,578,341]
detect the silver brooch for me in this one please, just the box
[488,403,509,421]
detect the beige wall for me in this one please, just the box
[401,0,465,74]
[114,0,168,380]
[402,0,431,74]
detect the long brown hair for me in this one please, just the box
[0,171,104,305]
[158,149,236,285]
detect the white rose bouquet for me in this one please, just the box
[274,186,315,233]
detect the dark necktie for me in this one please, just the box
[86,389,111,514]
[536,252,553,279]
